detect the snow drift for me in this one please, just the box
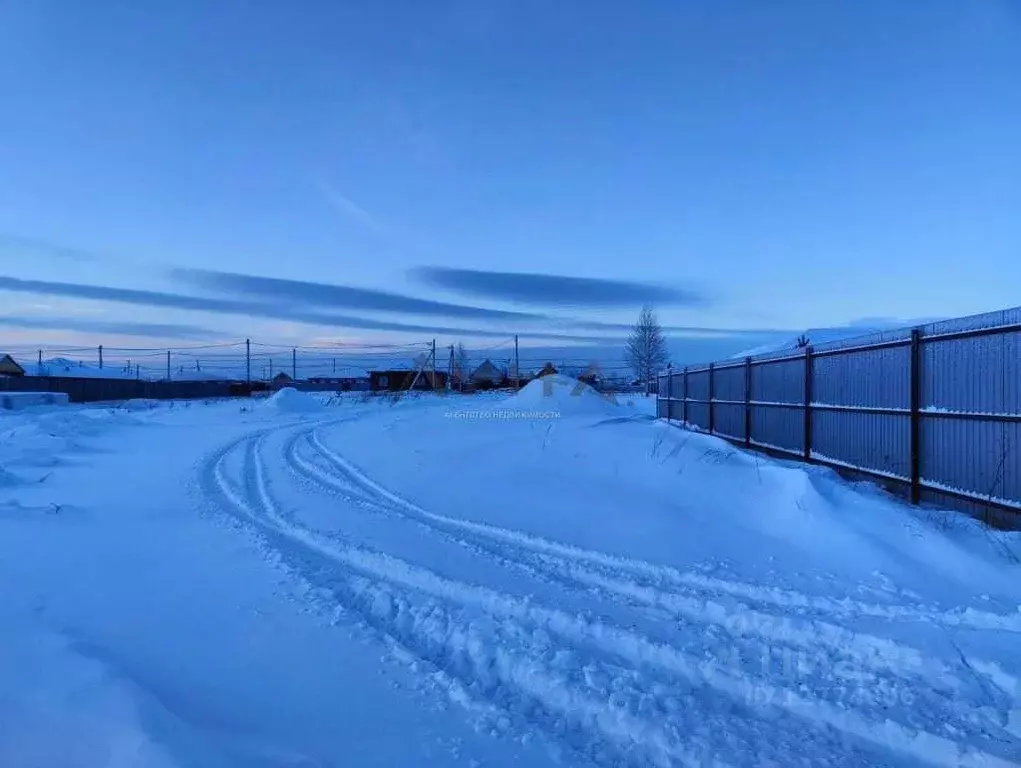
[261,387,324,414]
[500,374,619,417]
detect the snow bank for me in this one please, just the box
[0,614,179,768]
[0,392,70,410]
[261,387,324,413]
[499,374,619,417]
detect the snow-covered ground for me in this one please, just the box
[1,382,1019,767]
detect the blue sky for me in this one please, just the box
[1,0,1019,361]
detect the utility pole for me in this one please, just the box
[246,339,251,384]
[37,349,42,369]
[166,350,171,380]
[447,344,454,391]
[332,358,336,375]
[430,339,437,390]
[292,348,297,380]
[270,359,273,379]
[98,344,103,369]
[514,334,520,390]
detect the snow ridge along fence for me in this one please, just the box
[657,306,1021,527]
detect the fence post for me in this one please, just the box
[683,366,688,425]
[910,328,922,504]
[803,346,813,462]
[744,357,752,447]
[708,362,715,434]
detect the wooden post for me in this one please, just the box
[803,346,813,462]
[431,339,437,390]
[708,362,715,434]
[167,350,171,381]
[98,344,103,369]
[910,328,922,504]
[292,348,297,380]
[744,357,752,447]
[246,339,251,384]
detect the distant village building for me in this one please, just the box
[469,359,506,389]
[0,354,26,377]
[271,372,294,388]
[370,369,448,392]
[306,376,370,391]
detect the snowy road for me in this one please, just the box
[2,384,1020,767]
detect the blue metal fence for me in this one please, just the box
[657,306,1021,527]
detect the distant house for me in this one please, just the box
[0,354,25,377]
[469,359,507,389]
[370,369,448,392]
[271,372,294,388]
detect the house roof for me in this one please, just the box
[471,359,504,379]
[0,354,26,375]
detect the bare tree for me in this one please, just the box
[453,343,470,382]
[625,304,669,394]
[795,334,811,348]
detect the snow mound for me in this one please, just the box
[262,387,324,413]
[501,375,619,417]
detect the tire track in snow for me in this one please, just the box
[309,428,1021,636]
[292,430,953,694]
[203,426,727,768]
[295,426,1021,768]
[302,429,1007,693]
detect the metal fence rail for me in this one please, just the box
[657,306,1021,527]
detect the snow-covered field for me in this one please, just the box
[1,379,1019,767]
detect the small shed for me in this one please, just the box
[0,354,26,377]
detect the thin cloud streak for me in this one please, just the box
[0,275,621,342]
[410,266,707,308]
[0,233,102,263]
[172,268,546,321]
[315,179,384,234]
[0,315,220,340]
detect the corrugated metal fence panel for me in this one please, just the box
[712,364,746,402]
[751,357,804,404]
[811,411,910,479]
[686,402,710,430]
[668,399,684,421]
[657,373,673,416]
[713,403,745,440]
[920,418,1018,504]
[813,346,910,409]
[750,405,802,454]
[922,331,1021,414]
[686,369,710,401]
